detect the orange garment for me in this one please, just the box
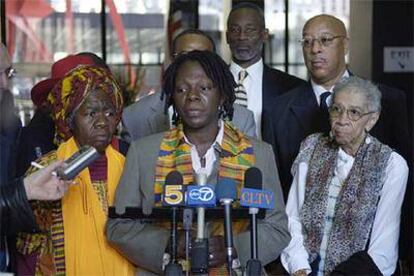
[58,137,135,275]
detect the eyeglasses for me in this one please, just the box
[300,35,345,48]
[329,104,376,121]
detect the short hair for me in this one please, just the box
[333,76,382,112]
[227,2,265,28]
[162,50,236,125]
[172,29,216,54]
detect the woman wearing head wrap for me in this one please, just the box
[15,65,135,275]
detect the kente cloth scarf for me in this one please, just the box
[154,121,255,275]
[154,121,255,202]
[16,137,135,276]
[294,133,392,274]
[47,65,124,144]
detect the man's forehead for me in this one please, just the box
[303,16,346,36]
[228,8,262,25]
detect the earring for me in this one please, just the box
[218,105,224,119]
[329,130,334,140]
[365,131,371,144]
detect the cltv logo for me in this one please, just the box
[240,188,274,209]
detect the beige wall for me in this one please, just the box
[349,0,373,79]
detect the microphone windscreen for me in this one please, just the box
[165,170,183,186]
[244,167,262,190]
[215,178,238,200]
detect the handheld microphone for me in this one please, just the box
[242,167,264,275]
[190,171,210,274]
[56,145,101,180]
[216,178,238,274]
[162,170,185,275]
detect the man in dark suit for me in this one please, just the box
[264,14,411,273]
[265,13,410,200]
[226,3,305,139]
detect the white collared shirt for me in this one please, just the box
[183,120,224,177]
[230,59,263,139]
[311,70,350,107]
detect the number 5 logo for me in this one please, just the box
[163,185,184,206]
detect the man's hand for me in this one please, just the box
[24,160,72,200]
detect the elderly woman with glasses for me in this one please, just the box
[281,76,408,276]
[15,65,135,275]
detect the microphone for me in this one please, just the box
[162,170,185,275]
[182,208,193,276]
[216,178,238,274]
[56,145,101,180]
[241,167,265,275]
[190,171,210,274]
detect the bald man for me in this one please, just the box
[264,14,410,201]
[122,29,256,142]
[262,14,411,276]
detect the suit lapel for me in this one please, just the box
[262,65,274,109]
[290,83,320,132]
[148,98,169,133]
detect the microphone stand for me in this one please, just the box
[222,199,235,275]
[245,207,262,275]
[164,207,182,276]
[183,208,193,276]
[191,172,209,274]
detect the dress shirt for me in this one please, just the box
[281,148,408,275]
[183,120,224,177]
[311,70,350,107]
[230,59,263,139]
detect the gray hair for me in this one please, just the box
[333,76,382,112]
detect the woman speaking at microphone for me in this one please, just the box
[107,50,290,274]
[14,65,135,275]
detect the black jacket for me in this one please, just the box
[0,178,37,237]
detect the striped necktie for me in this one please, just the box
[235,70,248,107]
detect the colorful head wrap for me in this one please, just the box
[47,65,124,143]
[31,54,96,109]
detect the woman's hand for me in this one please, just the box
[176,234,238,268]
[208,235,238,268]
[24,160,72,200]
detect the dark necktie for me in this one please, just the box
[320,91,331,115]
[320,91,331,133]
[235,70,248,107]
